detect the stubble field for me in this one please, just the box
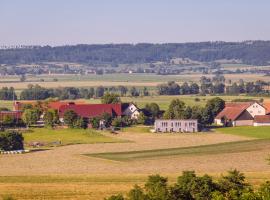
[1,127,270,199]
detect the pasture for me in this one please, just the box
[23,128,126,148]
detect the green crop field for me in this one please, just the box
[23,128,126,148]
[216,126,270,139]
[86,139,270,161]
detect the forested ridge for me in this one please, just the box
[1,41,270,65]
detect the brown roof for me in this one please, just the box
[215,102,254,121]
[264,103,270,115]
[254,115,270,123]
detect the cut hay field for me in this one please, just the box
[1,126,270,199]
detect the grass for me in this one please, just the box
[23,128,126,148]
[86,139,270,161]
[216,126,270,139]
[120,126,151,134]
[0,100,14,110]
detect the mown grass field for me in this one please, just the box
[86,126,270,161]
[216,126,270,139]
[23,128,126,148]
[86,139,270,161]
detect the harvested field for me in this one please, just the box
[0,131,256,176]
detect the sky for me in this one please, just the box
[0,0,270,46]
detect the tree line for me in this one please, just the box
[105,170,270,200]
[0,84,150,101]
[157,77,270,96]
[1,41,270,65]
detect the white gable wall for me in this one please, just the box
[123,104,140,119]
[246,102,266,117]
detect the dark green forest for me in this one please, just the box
[1,41,270,65]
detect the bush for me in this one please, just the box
[0,131,24,151]
[105,170,270,200]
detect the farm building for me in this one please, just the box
[0,111,23,122]
[57,103,123,122]
[215,102,268,127]
[121,103,140,119]
[254,115,270,126]
[154,119,198,133]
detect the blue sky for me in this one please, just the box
[0,0,269,45]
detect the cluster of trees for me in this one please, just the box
[157,81,199,95]
[226,81,268,95]
[16,84,149,101]
[0,87,17,100]
[156,76,270,96]
[0,131,24,151]
[163,97,225,126]
[1,41,270,65]
[106,169,270,200]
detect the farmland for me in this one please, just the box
[1,73,270,90]
[1,126,270,199]
[23,128,126,148]
[2,94,270,111]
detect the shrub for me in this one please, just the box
[0,131,24,151]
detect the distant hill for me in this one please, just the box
[1,41,270,66]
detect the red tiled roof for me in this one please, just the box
[254,115,270,123]
[58,104,122,118]
[264,103,270,115]
[215,102,254,120]
[48,102,76,110]
[0,111,23,120]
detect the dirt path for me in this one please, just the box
[1,132,268,176]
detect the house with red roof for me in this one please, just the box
[215,102,267,126]
[0,111,23,123]
[57,103,122,122]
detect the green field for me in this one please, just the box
[216,126,270,139]
[86,126,270,161]
[23,128,126,148]
[87,95,267,110]
[86,139,270,161]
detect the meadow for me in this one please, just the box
[23,128,126,148]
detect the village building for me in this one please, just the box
[254,115,270,126]
[0,111,23,123]
[154,119,198,133]
[121,103,140,119]
[215,102,268,127]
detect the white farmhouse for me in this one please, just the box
[122,103,140,119]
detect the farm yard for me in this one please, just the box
[1,126,270,199]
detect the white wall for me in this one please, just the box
[246,102,266,117]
